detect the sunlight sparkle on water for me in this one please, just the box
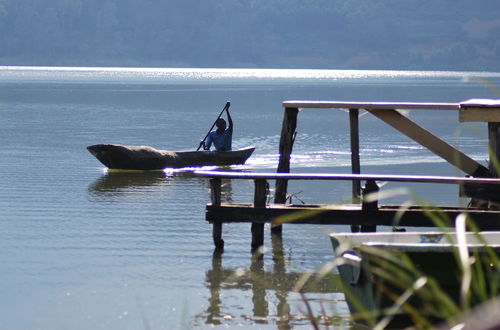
[1,66,500,84]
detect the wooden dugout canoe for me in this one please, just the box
[87,144,255,170]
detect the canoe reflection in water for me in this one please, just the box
[89,170,171,193]
[194,236,347,328]
[88,169,235,202]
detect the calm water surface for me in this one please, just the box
[1,67,500,329]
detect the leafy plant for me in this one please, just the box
[280,181,500,329]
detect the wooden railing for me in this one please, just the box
[195,170,500,185]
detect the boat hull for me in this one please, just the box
[330,231,500,327]
[87,144,255,170]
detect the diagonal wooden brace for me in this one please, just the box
[368,109,489,177]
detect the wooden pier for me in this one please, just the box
[197,170,500,251]
[197,99,500,252]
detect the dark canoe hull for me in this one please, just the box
[330,232,500,327]
[87,144,255,170]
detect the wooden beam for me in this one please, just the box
[283,101,459,111]
[459,100,500,122]
[349,108,361,201]
[210,178,222,206]
[251,179,267,253]
[254,179,268,207]
[360,180,379,232]
[274,107,298,235]
[210,178,224,251]
[195,170,500,185]
[206,203,500,230]
[460,107,500,122]
[368,109,488,176]
[489,122,500,177]
[275,107,299,203]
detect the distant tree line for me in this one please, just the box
[0,0,499,71]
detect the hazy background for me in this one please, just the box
[0,0,499,70]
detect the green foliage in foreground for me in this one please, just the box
[293,210,500,329]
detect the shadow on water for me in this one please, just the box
[195,235,346,328]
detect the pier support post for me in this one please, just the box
[360,179,379,232]
[251,179,267,254]
[349,108,362,233]
[274,107,299,235]
[488,122,500,177]
[349,108,361,201]
[210,178,224,251]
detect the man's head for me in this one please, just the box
[216,118,226,131]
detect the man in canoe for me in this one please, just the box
[201,108,233,151]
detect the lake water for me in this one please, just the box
[1,66,500,330]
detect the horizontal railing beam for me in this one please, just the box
[205,203,500,229]
[282,101,460,110]
[195,170,500,185]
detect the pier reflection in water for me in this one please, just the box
[86,170,347,328]
[198,235,348,328]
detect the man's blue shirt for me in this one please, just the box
[205,129,232,151]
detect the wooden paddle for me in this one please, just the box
[197,101,231,150]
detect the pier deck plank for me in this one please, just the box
[206,203,500,230]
